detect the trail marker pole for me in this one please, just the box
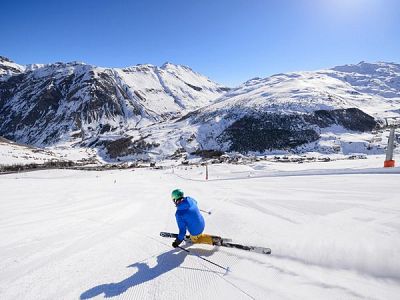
[384,117,399,168]
[384,127,395,167]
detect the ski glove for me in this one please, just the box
[172,238,183,248]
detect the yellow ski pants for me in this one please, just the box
[190,233,213,245]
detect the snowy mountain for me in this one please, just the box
[0,57,228,147]
[0,56,25,76]
[134,62,400,160]
[1,58,399,161]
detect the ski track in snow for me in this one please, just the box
[1,160,400,299]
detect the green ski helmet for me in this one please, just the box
[171,189,184,204]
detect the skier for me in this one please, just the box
[161,189,271,254]
[171,189,214,248]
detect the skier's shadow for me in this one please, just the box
[80,247,217,299]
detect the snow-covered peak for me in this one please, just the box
[160,62,213,84]
[122,64,157,73]
[331,61,400,75]
[242,77,263,87]
[0,56,25,77]
[25,61,88,71]
[116,61,228,111]
[28,62,95,80]
[25,64,46,71]
[161,62,195,73]
[0,56,14,64]
[326,61,400,99]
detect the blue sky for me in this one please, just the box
[1,0,399,86]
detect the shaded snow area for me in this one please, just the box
[1,160,400,299]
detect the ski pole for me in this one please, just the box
[200,209,212,215]
[177,246,229,272]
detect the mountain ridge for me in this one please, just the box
[1,57,399,162]
[0,56,228,148]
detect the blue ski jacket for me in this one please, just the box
[175,196,205,241]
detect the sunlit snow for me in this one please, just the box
[1,160,399,299]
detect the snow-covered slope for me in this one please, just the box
[331,61,400,99]
[201,61,400,117]
[0,136,95,166]
[0,137,60,166]
[1,163,399,299]
[0,57,228,147]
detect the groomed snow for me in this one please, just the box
[1,159,399,299]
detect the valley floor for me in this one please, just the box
[0,159,399,299]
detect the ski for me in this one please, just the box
[160,232,270,254]
[160,231,192,241]
[160,231,232,243]
[219,241,271,255]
